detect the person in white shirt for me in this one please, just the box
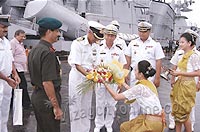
[124,21,165,120]
[94,24,127,132]
[101,60,165,132]
[68,21,105,132]
[0,15,20,132]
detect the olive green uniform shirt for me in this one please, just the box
[28,40,61,89]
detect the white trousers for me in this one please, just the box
[94,84,118,130]
[69,69,93,132]
[0,80,12,132]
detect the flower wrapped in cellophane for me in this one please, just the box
[77,60,129,94]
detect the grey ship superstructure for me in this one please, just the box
[0,0,198,50]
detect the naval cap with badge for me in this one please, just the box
[37,17,62,30]
[104,24,118,35]
[88,21,105,40]
[0,15,11,26]
[138,21,152,32]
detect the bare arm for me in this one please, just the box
[12,63,20,84]
[103,82,126,101]
[43,81,63,120]
[75,64,88,76]
[154,59,162,87]
[170,65,177,87]
[0,72,9,81]
[124,55,131,83]
[0,64,19,88]
[123,55,131,70]
[170,69,200,77]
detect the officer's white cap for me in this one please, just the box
[110,20,120,27]
[0,15,11,26]
[138,21,152,32]
[88,21,105,40]
[184,29,199,38]
[104,24,118,35]
[88,21,105,30]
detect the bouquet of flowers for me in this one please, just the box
[77,60,129,94]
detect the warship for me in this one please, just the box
[0,0,198,52]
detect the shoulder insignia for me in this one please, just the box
[99,44,103,46]
[116,45,122,50]
[49,47,55,52]
[76,36,85,41]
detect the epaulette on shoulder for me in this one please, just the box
[116,45,122,50]
[76,36,85,42]
[99,44,103,46]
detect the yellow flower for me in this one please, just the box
[107,60,129,85]
[86,70,99,82]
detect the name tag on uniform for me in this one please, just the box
[111,53,119,56]
[100,52,106,54]
[145,46,153,48]
[133,44,139,47]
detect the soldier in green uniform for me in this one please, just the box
[28,17,63,132]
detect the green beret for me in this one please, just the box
[37,17,62,30]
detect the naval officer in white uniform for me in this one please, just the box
[94,24,127,132]
[124,21,165,120]
[0,15,20,132]
[68,21,105,132]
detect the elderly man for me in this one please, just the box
[28,17,63,132]
[169,29,200,131]
[68,21,105,132]
[124,21,165,120]
[94,24,127,132]
[0,15,20,132]
[10,29,31,109]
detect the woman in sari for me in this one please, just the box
[101,60,165,132]
[170,32,200,132]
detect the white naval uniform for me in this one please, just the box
[68,35,99,132]
[94,42,127,131]
[125,36,165,120]
[169,48,200,130]
[0,37,14,132]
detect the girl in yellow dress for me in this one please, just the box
[101,60,165,132]
[170,32,200,132]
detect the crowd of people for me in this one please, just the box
[1,14,200,132]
